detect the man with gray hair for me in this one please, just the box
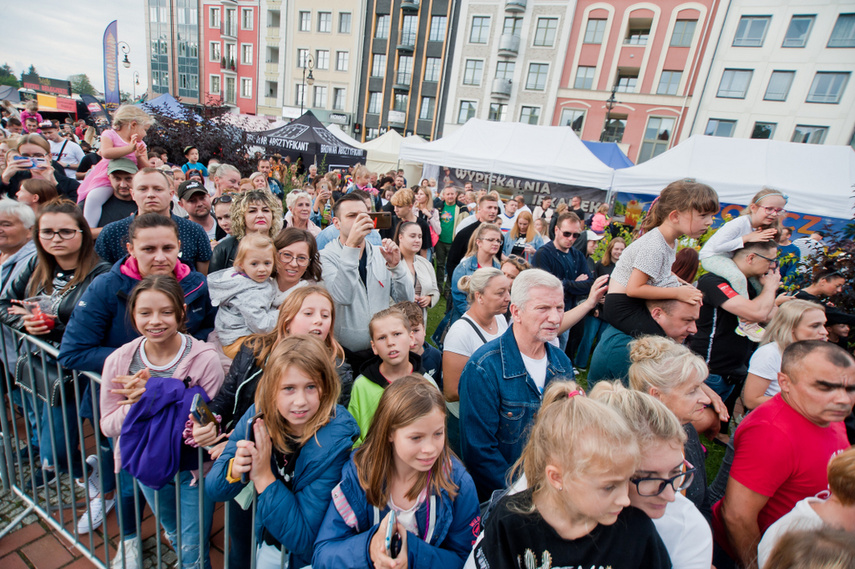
[459,268,574,500]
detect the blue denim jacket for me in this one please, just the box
[459,326,573,499]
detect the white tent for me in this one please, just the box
[612,135,855,220]
[360,130,426,184]
[399,118,614,189]
[326,124,364,148]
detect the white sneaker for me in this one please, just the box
[111,538,142,569]
[75,454,102,500]
[77,494,114,533]
[736,320,765,343]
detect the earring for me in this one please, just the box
[558,486,563,491]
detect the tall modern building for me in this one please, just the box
[440,0,577,137]
[687,0,855,147]
[356,0,457,141]
[200,0,260,113]
[551,0,721,163]
[145,0,203,104]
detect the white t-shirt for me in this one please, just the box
[652,493,713,569]
[520,352,547,392]
[757,497,824,569]
[444,315,508,417]
[610,227,681,288]
[699,215,754,260]
[49,138,85,179]
[747,342,783,397]
[499,211,518,233]
[454,214,478,236]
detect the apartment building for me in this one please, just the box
[688,1,855,147]
[145,0,203,104]
[442,0,577,137]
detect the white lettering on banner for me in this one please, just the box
[454,169,552,194]
[268,138,310,151]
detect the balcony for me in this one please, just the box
[498,34,520,56]
[388,109,406,126]
[505,0,526,13]
[492,77,512,98]
[401,0,419,12]
[397,33,416,51]
[394,73,412,91]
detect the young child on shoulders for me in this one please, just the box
[348,307,436,445]
[181,145,209,178]
[699,187,786,341]
[20,100,44,127]
[604,180,719,338]
[209,233,280,359]
[395,300,443,390]
[314,375,481,569]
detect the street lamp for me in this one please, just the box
[300,54,315,115]
[133,71,140,99]
[599,85,620,142]
[118,41,132,68]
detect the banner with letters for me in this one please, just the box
[103,20,120,112]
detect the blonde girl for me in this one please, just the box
[78,105,155,225]
[503,210,543,262]
[314,375,480,569]
[590,203,610,233]
[470,380,670,569]
[206,335,359,569]
[415,185,440,241]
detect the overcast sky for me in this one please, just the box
[3,1,149,94]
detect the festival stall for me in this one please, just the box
[361,130,426,184]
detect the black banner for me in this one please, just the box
[22,74,72,97]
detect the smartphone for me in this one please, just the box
[385,511,402,558]
[191,393,218,427]
[12,156,36,169]
[241,412,263,484]
[368,211,392,230]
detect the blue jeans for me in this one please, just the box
[574,316,607,369]
[140,470,214,569]
[705,373,735,402]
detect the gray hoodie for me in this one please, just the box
[208,268,279,346]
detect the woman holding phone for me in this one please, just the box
[0,134,78,200]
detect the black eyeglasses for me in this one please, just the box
[753,252,777,265]
[212,194,233,206]
[39,228,83,240]
[561,231,581,239]
[631,461,696,497]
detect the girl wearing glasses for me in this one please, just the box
[699,188,788,341]
[449,223,502,326]
[590,381,713,569]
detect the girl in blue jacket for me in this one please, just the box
[206,335,359,569]
[313,375,481,569]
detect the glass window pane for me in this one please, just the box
[470,16,491,43]
[764,71,794,101]
[806,72,850,103]
[783,16,814,47]
[671,20,697,47]
[560,109,585,136]
[584,19,606,44]
[733,16,770,47]
[828,14,855,47]
[751,122,776,139]
[717,69,752,98]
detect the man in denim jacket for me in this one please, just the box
[459,269,574,501]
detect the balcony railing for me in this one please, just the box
[401,0,420,11]
[492,77,512,98]
[505,0,526,13]
[498,34,520,56]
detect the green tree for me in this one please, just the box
[0,64,19,88]
[69,74,97,96]
[20,65,37,82]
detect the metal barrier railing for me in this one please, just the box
[0,324,278,569]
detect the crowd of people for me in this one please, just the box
[0,103,853,569]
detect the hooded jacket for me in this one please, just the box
[58,256,217,374]
[312,456,481,569]
[207,268,278,346]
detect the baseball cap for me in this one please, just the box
[585,230,605,241]
[178,180,208,201]
[107,158,139,175]
[39,121,56,130]
[183,145,197,155]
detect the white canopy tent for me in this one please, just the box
[326,124,364,148]
[612,135,855,220]
[359,130,427,184]
[398,118,614,189]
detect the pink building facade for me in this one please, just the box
[552,0,720,163]
[201,0,260,114]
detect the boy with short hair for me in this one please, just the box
[181,145,209,178]
[347,307,435,445]
[394,301,442,390]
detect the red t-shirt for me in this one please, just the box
[712,394,848,549]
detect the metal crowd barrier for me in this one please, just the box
[0,324,280,569]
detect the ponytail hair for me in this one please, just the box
[589,381,686,450]
[640,179,719,233]
[628,335,708,395]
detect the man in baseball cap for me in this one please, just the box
[178,179,224,243]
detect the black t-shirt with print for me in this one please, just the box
[472,489,671,569]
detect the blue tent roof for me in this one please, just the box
[581,141,634,169]
[138,93,203,122]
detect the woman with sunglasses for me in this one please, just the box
[209,189,284,272]
[590,381,713,569]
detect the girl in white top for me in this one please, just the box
[395,221,440,322]
[743,299,827,410]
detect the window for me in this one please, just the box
[430,16,447,41]
[240,77,252,98]
[241,44,252,65]
[783,15,814,47]
[315,50,329,70]
[424,58,441,82]
[733,16,770,46]
[792,125,827,144]
[376,15,390,39]
[314,86,327,108]
[584,19,607,44]
[520,106,540,125]
[764,71,794,101]
[751,122,776,139]
[371,54,386,77]
[339,12,352,34]
[225,77,236,105]
[602,116,626,143]
[470,16,491,43]
[394,93,408,112]
[401,15,418,46]
[463,59,484,86]
[560,108,585,136]
[333,88,345,110]
[210,42,221,62]
[318,12,332,33]
[224,9,237,36]
[488,103,507,121]
[210,75,221,95]
[574,66,595,90]
[397,55,414,85]
[526,63,548,90]
[496,61,515,80]
[266,81,278,98]
[458,101,477,123]
[657,71,682,95]
[368,92,382,114]
[226,44,237,66]
[268,10,280,28]
[671,20,697,47]
[626,24,651,45]
[705,119,736,137]
[295,84,305,107]
[336,51,349,71]
[297,49,308,68]
[210,7,221,28]
[615,71,638,93]
[503,16,523,37]
[534,18,558,46]
[299,11,311,32]
[828,14,855,47]
[717,69,753,98]
[420,97,435,120]
[365,128,380,140]
[241,8,253,30]
[266,46,279,64]
[806,72,850,103]
[638,117,675,163]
